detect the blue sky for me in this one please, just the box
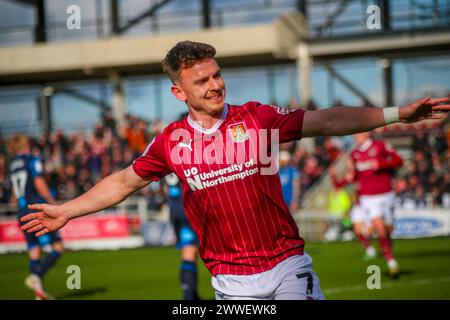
[0,0,449,136]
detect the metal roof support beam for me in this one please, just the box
[202,0,211,29]
[321,62,376,107]
[314,0,352,36]
[11,0,38,5]
[117,0,173,35]
[307,27,450,59]
[13,0,47,42]
[380,0,391,30]
[296,42,312,106]
[38,86,52,134]
[296,42,315,153]
[297,0,308,19]
[110,0,120,36]
[55,88,111,113]
[34,0,46,42]
[379,58,394,107]
[109,71,126,134]
[379,1,393,106]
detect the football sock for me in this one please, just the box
[180,260,199,300]
[40,251,61,278]
[356,233,371,249]
[378,236,394,261]
[29,259,43,278]
[386,229,394,247]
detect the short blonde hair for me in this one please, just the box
[7,134,29,155]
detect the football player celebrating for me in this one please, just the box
[20,41,450,300]
[349,132,403,277]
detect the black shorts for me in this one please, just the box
[18,208,62,250]
[167,198,198,249]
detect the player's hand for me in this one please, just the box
[399,97,450,123]
[20,204,69,237]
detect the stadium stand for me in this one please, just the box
[1,104,448,218]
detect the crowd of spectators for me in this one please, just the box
[279,136,344,202]
[393,128,450,209]
[0,108,449,214]
[0,113,163,213]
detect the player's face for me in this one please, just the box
[172,58,226,117]
[354,132,370,145]
[279,159,288,167]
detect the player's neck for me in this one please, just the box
[358,138,373,151]
[188,105,227,130]
[16,149,30,155]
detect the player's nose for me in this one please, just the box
[208,78,221,91]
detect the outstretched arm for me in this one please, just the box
[20,165,149,236]
[301,97,450,137]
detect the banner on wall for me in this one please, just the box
[393,209,450,238]
[0,214,131,244]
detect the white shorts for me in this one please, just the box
[350,204,370,225]
[359,191,396,225]
[211,253,324,300]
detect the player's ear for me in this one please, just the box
[171,84,187,102]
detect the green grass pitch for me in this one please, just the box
[1,237,449,300]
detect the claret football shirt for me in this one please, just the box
[350,139,403,196]
[133,101,306,275]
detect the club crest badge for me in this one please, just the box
[228,122,249,143]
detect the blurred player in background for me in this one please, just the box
[349,132,403,277]
[163,172,200,300]
[7,134,64,300]
[279,150,300,213]
[327,164,354,242]
[20,41,450,300]
[330,161,377,260]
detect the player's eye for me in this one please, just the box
[194,79,207,86]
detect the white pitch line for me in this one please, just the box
[323,276,450,294]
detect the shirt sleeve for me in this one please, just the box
[30,157,44,178]
[249,101,305,143]
[132,134,172,181]
[378,141,403,170]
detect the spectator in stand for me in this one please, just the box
[102,110,117,135]
[440,172,450,208]
[433,127,448,155]
[124,116,149,156]
[412,131,430,153]
[322,138,341,164]
[416,161,431,190]
[414,185,428,208]
[0,154,10,204]
[278,150,301,214]
[301,155,324,192]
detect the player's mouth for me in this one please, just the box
[206,92,223,101]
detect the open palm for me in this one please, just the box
[20,204,68,237]
[400,97,450,123]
